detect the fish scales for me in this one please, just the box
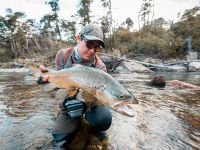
[61,66,111,91]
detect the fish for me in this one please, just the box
[29,64,138,116]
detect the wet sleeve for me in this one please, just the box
[94,55,107,72]
[100,65,107,72]
[96,63,107,72]
[55,50,65,70]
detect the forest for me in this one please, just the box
[0,0,200,62]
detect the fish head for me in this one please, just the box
[96,86,138,117]
[96,85,138,107]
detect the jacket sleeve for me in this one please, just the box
[55,49,65,70]
[95,55,107,72]
[99,65,107,72]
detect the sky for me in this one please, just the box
[0,0,200,30]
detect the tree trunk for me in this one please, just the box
[32,36,42,52]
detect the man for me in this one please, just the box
[37,24,112,148]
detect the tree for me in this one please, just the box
[45,0,61,40]
[171,6,200,52]
[139,0,153,29]
[181,6,200,21]
[0,8,26,57]
[40,14,56,39]
[101,0,113,49]
[77,0,93,26]
[125,17,133,30]
[100,16,109,39]
[150,17,169,29]
[61,17,76,43]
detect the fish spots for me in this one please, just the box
[96,85,107,91]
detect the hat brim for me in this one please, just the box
[84,35,105,48]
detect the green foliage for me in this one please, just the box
[100,16,110,39]
[61,19,76,44]
[45,0,61,40]
[0,9,26,57]
[77,0,93,26]
[100,0,113,48]
[0,8,63,60]
[46,0,60,12]
[113,27,184,58]
[170,6,200,52]
[125,17,134,30]
[150,17,169,28]
[139,0,154,27]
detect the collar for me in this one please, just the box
[74,46,83,63]
[71,47,96,67]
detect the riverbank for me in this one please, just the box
[1,53,200,74]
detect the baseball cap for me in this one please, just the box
[79,24,105,48]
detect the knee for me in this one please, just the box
[85,105,112,131]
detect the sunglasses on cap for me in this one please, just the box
[80,34,102,52]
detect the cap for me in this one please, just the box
[79,24,105,48]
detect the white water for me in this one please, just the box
[0,68,29,73]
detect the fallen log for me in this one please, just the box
[99,53,200,72]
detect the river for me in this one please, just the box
[0,69,199,150]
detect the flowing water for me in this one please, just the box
[0,69,200,150]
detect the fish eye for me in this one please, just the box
[118,94,125,99]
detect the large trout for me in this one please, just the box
[31,64,138,116]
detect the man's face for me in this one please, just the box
[78,40,102,61]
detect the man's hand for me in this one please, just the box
[37,75,49,84]
[39,65,49,73]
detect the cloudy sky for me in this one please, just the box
[0,0,199,30]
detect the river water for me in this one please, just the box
[0,69,200,150]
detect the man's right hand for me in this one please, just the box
[39,65,49,73]
[37,75,49,84]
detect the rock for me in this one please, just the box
[8,62,24,68]
[143,57,160,64]
[188,61,200,72]
[120,61,153,73]
[100,55,123,73]
[115,66,130,74]
[167,65,187,72]
[186,51,198,61]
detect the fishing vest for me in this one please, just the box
[55,47,107,72]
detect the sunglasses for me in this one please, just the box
[80,34,102,52]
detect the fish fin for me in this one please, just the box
[67,88,79,97]
[76,90,97,102]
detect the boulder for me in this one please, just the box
[119,61,153,73]
[167,65,187,72]
[115,66,130,74]
[188,61,200,72]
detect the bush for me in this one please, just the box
[112,27,184,59]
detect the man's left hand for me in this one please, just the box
[39,65,49,73]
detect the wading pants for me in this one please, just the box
[52,104,112,142]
